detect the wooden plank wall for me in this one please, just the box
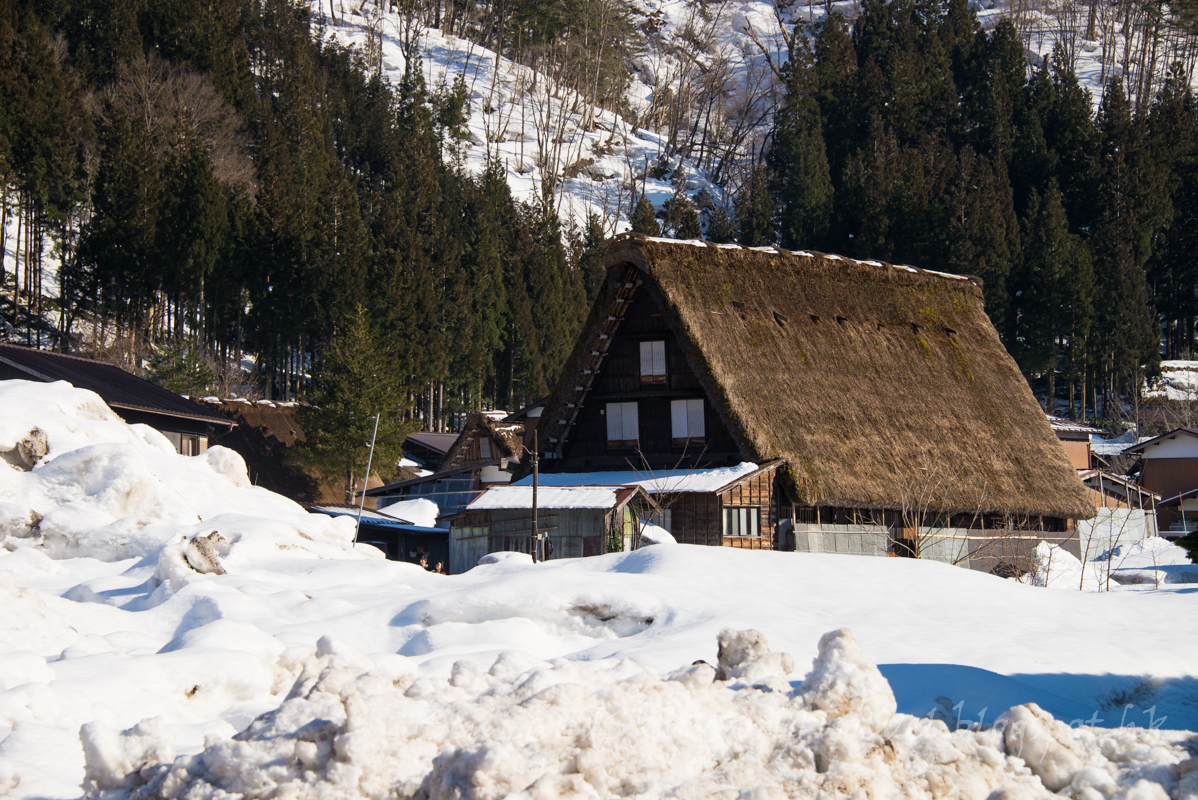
[720,468,778,550]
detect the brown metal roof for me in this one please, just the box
[0,343,233,428]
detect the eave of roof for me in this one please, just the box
[1122,428,1198,455]
[0,345,234,427]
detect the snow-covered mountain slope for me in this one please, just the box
[1,379,1197,799]
[320,0,790,233]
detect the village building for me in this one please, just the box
[365,411,527,525]
[444,484,654,574]
[1123,428,1198,535]
[306,503,448,565]
[0,342,233,454]
[530,235,1094,571]
[1046,414,1160,555]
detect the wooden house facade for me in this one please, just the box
[532,235,1095,571]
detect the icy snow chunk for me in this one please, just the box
[197,446,252,489]
[183,532,227,575]
[796,628,896,731]
[715,627,794,684]
[81,716,174,792]
[999,703,1083,791]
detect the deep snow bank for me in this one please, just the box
[0,379,371,563]
[85,629,1195,800]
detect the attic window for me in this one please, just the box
[944,326,957,336]
[640,341,666,384]
[731,300,745,310]
[836,315,848,325]
[606,402,639,447]
[671,399,705,441]
[810,314,820,324]
[480,438,491,459]
[773,311,788,327]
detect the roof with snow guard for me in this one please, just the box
[537,235,1094,520]
[466,485,648,511]
[0,342,233,428]
[513,462,776,495]
[1046,414,1106,439]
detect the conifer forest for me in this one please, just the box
[1,0,1197,430]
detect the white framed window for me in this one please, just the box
[722,507,760,537]
[606,402,639,444]
[671,398,705,439]
[640,340,666,382]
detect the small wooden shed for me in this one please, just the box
[445,485,654,574]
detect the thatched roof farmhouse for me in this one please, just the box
[534,235,1093,568]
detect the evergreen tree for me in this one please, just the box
[705,204,736,244]
[630,194,661,235]
[770,34,833,250]
[1016,180,1093,409]
[734,164,775,246]
[301,306,418,503]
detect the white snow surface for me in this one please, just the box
[1146,361,1198,402]
[375,498,442,528]
[513,462,762,494]
[1,380,1198,800]
[467,485,628,510]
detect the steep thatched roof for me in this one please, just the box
[438,412,525,472]
[538,235,1094,520]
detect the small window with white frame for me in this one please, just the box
[671,398,705,441]
[722,506,760,537]
[605,402,639,446]
[640,340,666,383]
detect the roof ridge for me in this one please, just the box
[613,233,974,283]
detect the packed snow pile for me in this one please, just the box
[0,380,370,564]
[84,628,1196,800]
[3,379,1198,800]
[1023,539,1197,590]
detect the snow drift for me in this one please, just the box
[0,379,371,563]
[2,378,1198,800]
[84,628,1196,800]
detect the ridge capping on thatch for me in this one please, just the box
[539,234,1094,521]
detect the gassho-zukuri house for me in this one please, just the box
[512,234,1094,573]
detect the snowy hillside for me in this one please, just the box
[318,0,790,232]
[1,379,1197,799]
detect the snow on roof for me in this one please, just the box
[1046,414,1105,436]
[513,462,761,494]
[467,485,629,510]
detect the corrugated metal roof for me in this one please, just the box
[466,485,643,510]
[0,343,233,427]
[1045,414,1105,436]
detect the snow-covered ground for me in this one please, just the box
[1,379,1198,799]
[1147,361,1198,403]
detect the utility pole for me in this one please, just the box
[353,414,380,548]
[531,429,540,562]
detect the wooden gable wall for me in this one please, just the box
[553,290,743,472]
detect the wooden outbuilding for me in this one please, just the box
[444,484,654,574]
[532,235,1095,570]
